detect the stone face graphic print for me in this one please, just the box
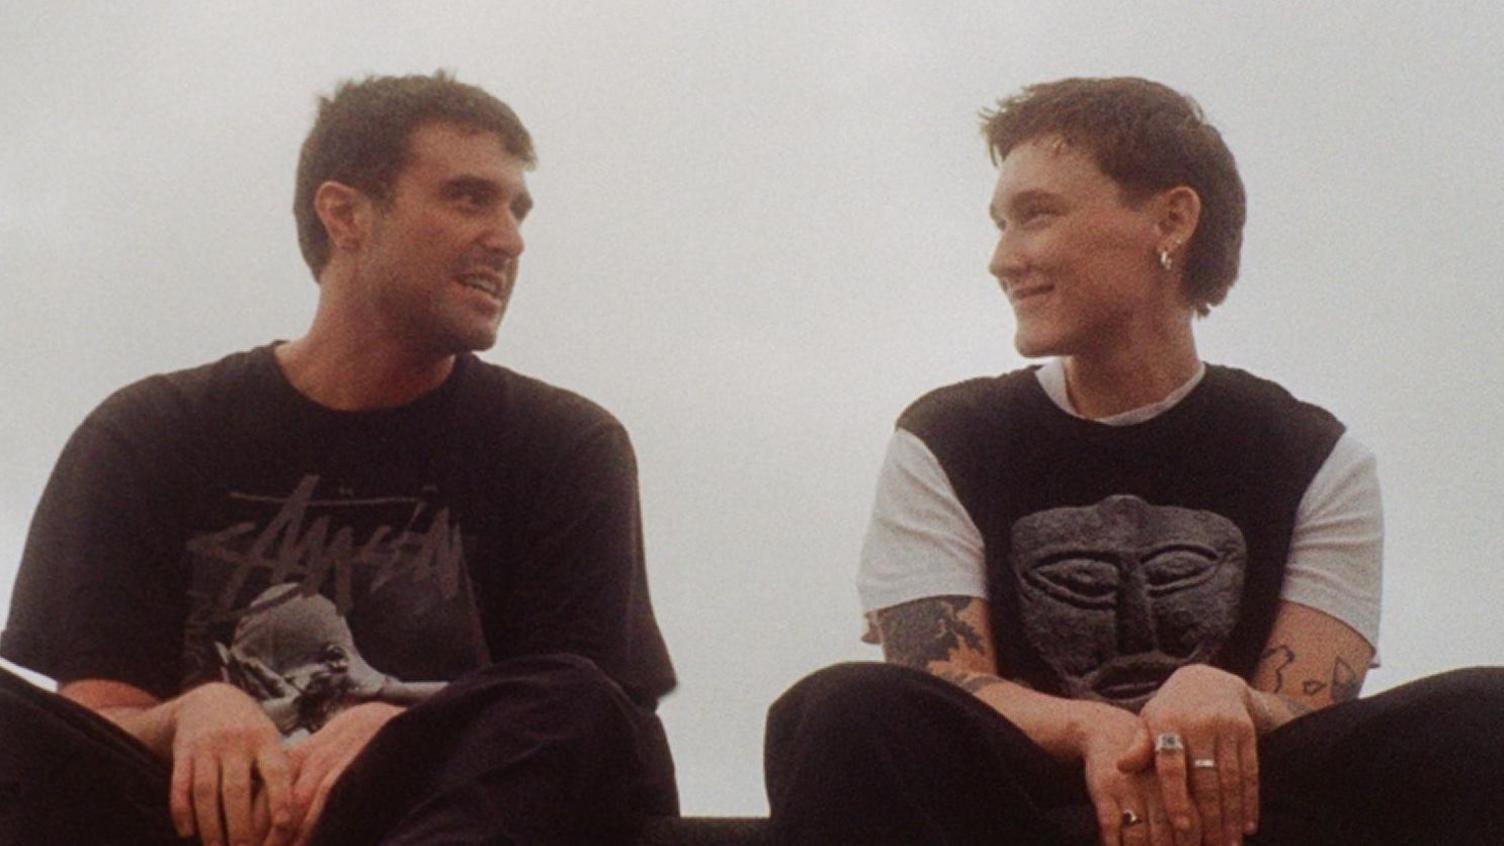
[1010,495,1246,712]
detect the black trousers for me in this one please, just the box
[0,653,677,845]
[764,662,1504,845]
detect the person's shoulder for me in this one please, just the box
[897,366,1041,436]
[1202,364,1344,431]
[89,344,277,428]
[458,356,626,438]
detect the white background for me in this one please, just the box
[3,2,1502,815]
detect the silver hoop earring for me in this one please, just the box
[1158,248,1174,272]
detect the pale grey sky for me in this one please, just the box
[3,1,1502,815]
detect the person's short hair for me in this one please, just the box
[981,77,1246,315]
[294,71,536,279]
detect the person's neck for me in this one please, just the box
[275,322,456,412]
[1061,323,1200,420]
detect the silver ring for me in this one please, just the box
[1121,809,1143,827]
[1191,758,1217,770]
[1154,732,1185,754]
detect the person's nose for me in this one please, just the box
[989,231,1026,290]
[483,208,525,258]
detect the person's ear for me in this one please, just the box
[314,180,372,254]
[1156,185,1202,258]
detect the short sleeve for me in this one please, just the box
[1,383,190,698]
[1279,432,1383,650]
[481,420,675,709]
[856,429,989,616]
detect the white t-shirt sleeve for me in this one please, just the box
[1279,432,1384,651]
[856,429,988,615]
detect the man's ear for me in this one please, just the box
[313,180,371,254]
[1156,185,1203,250]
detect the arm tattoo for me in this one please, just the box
[877,597,986,671]
[1331,657,1361,702]
[1259,645,1297,693]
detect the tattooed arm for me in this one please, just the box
[1247,601,1375,733]
[875,595,1127,762]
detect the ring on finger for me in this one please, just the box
[1153,732,1185,754]
[1121,809,1144,827]
[1190,757,1218,770]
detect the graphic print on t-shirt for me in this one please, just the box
[1009,495,1246,712]
[181,474,489,740]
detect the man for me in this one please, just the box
[1,71,677,845]
[765,77,1504,845]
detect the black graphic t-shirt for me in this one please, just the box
[897,365,1344,711]
[3,345,675,733]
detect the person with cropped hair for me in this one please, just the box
[765,76,1504,845]
[1,71,676,845]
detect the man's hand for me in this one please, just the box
[1080,704,1196,846]
[1118,665,1258,846]
[167,682,294,846]
[284,701,402,846]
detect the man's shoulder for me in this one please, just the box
[457,356,627,440]
[88,344,277,430]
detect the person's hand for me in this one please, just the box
[1117,664,1258,846]
[1080,704,1189,846]
[167,682,294,846]
[285,701,402,846]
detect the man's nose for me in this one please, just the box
[484,211,525,257]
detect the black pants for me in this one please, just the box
[0,654,677,845]
[764,662,1504,845]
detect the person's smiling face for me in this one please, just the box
[357,121,533,356]
[988,136,1169,360]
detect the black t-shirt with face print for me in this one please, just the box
[2,344,674,736]
[897,365,1344,712]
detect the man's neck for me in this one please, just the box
[1060,324,1201,420]
[275,332,456,411]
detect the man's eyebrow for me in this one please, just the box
[444,176,501,197]
[992,189,1061,223]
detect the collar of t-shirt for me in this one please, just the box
[1034,358,1207,426]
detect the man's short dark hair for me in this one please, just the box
[294,71,536,279]
[981,77,1246,316]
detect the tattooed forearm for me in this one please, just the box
[1330,657,1361,702]
[876,597,985,671]
[1260,645,1297,693]
[1257,643,1364,707]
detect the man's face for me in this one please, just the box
[1010,495,1246,711]
[357,121,532,355]
[988,137,1167,359]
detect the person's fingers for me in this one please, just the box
[1239,729,1260,836]
[1095,796,1123,846]
[255,746,296,845]
[1152,731,1195,834]
[192,751,226,846]
[169,754,196,838]
[1216,735,1245,845]
[220,754,255,846]
[1118,723,1155,773]
[1186,743,1222,846]
[292,769,341,846]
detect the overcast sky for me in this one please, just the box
[3,1,1502,815]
